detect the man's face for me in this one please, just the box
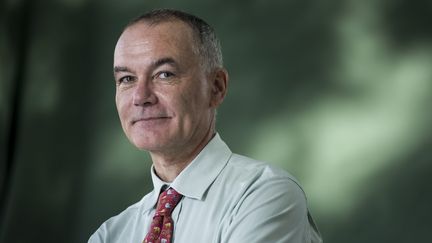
[114,21,215,154]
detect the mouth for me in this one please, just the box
[132,116,171,125]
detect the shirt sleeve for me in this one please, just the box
[222,176,322,243]
[88,222,109,243]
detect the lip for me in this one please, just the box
[132,116,171,125]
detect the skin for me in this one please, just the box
[114,20,228,182]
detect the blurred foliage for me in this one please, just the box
[1,0,431,242]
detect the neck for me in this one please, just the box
[150,125,216,182]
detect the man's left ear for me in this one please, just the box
[209,68,229,108]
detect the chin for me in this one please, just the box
[130,135,167,152]
[133,143,151,151]
[126,128,163,150]
[131,139,155,151]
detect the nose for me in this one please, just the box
[132,79,158,106]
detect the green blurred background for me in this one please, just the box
[1,0,431,242]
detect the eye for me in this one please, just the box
[118,75,135,84]
[156,71,174,79]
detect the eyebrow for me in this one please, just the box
[152,57,178,69]
[113,57,178,74]
[113,66,131,73]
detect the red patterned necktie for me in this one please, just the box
[143,188,183,243]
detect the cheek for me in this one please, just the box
[177,89,209,122]
[115,94,129,123]
[177,91,198,113]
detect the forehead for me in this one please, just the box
[114,21,198,64]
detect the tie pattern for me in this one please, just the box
[143,188,183,243]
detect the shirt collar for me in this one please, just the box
[141,166,170,214]
[142,133,232,212]
[171,133,232,200]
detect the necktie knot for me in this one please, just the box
[155,188,182,216]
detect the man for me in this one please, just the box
[89,9,322,243]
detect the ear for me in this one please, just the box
[209,68,229,108]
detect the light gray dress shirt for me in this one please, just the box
[88,134,322,243]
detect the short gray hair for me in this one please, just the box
[124,9,223,71]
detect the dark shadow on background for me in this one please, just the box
[1,1,98,242]
[0,0,32,240]
[382,0,432,47]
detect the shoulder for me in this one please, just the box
[216,153,308,216]
[224,153,305,196]
[217,154,315,242]
[88,192,153,242]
